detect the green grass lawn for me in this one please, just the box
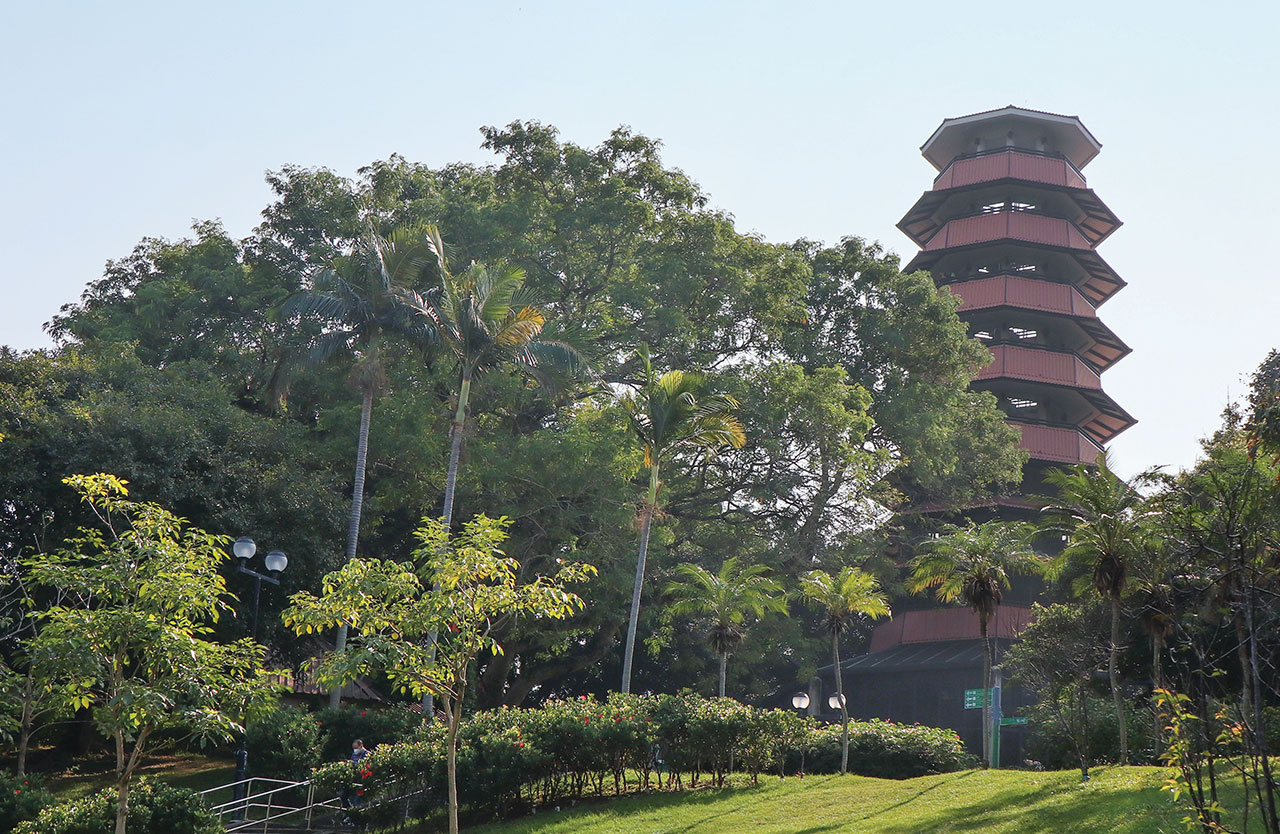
[47,752,236,802]
[466,767,1203,834]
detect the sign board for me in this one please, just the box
[963,689,987,709]
[1000,716,1029,726]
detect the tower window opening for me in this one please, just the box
[980,200,1038,214]
[974,330,993,341]
[1008,397,1038,409]
[1009,327,1038,340]
[1012,262,1037,273]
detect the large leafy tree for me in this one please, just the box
[0,347,345,636]
[787,236,1026,504]
[283,514,594,834]
[33,122,1024,703]
[1040,451,1158,766]
[663,557,788,697]
[27,474,275,834]
[908,521,1041,766]
[799,566,890,775]
[284,223,438,706]
[617,348,745,694]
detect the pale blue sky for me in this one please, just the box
[2,1,1278,476]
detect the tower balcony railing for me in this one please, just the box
[1007,419,1103,465]
[948,273,1099,318]
[975,342,1102,389]
[922,211,1093,253]
[932,146,1088,188]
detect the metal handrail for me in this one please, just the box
[202,772,433,832]
[933,146,1088,186]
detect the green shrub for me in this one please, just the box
[804,720,972,778]
[1024,693,1155,769]
[14,779,219,834]
[245,704,325,780]
[304,693,969,826]
[314,704,423,762]
[0,772,53,831]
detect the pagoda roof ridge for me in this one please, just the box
[921,106,1103,171]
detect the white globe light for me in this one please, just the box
[264,550,288,573]
[792,692,810,710]
[233,537,256,560]
[828,694,846,710]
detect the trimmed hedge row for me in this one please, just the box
[311,693,971,826]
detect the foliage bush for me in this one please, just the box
[13,778,220,834]
[1023,694,1156,769]
[0,772,53,832]
[313,704,423,762]
[803,720,972,778]
[245,704,325,780]
[305,692,970,826]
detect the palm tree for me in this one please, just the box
[618,346,746,694]
[1040,451,1157,765]
[799,567,891,775]
[664,558,788,697]
[397,227,583,714]
[397,226,583,529]
[908,521,1040,767]
[284,223,437,708]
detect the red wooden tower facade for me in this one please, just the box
[818,108,1135,765]
[899,106,1134,490]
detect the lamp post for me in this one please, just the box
[791,693,810,776]
[230,536,287,818]
[233,536,288,641]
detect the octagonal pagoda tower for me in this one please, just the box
[899,106,1134,498]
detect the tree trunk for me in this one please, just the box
[1109,594,1128,765]
[16,673,33,778]
[446,692,462,834]
[425,372,473,719]
[981,615,992,767]
[718,651,728,698]
[329,384,375,709]
[833,631,848,775]
[114,727,150,834]
[1152,633,1164,754]
[441,372,472,530]
[621,464,660,694]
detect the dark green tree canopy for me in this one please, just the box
[22,122,1024,704]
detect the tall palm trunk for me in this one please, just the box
[981,614,992,767]
[1108,594,1128,764]
[425,372,474,719]
[832,631,849,775]
[718,651,728,698]
[441,372,472,529]
[621,464,660,694]
[329,384,375,709]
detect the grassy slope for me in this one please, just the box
[469,767,1202,834]
[47,753,236,802]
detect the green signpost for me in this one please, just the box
[1001,716,1028,726]
[963,688,987,709]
